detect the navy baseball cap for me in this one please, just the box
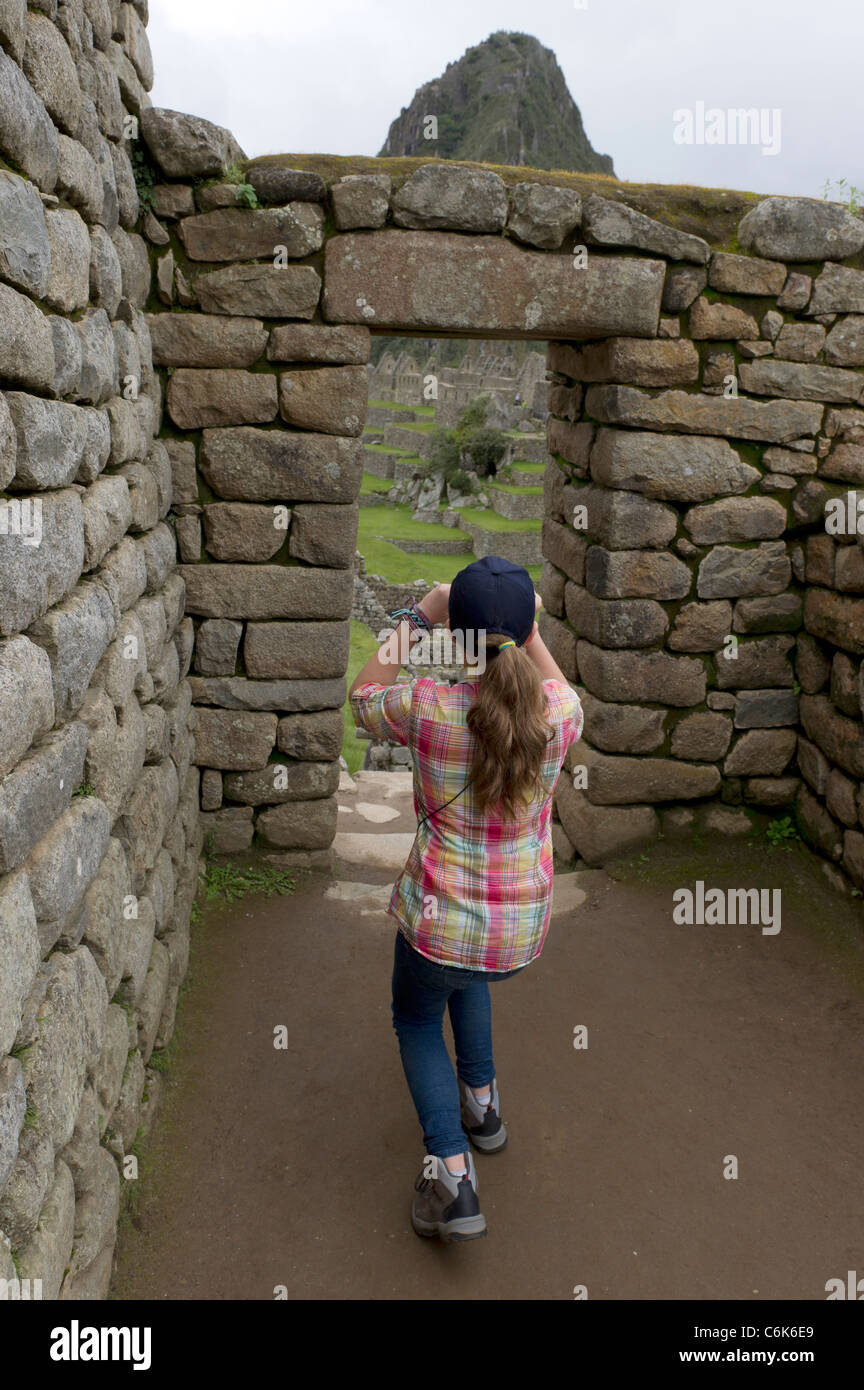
[448,555,536,646]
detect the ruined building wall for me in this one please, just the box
[141,147,864,894]
[137,140,365,865]
[541,207,864,887]
[2,8,864,1301]
[0,0,199,1299]
[369,340,547,418]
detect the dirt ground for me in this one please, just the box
[110,814,864,1303]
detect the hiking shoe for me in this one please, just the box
[411,1150,487,1242]
[459,1077,507,1153]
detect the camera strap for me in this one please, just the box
[415,773,476,829]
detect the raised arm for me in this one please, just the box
[523,592,572,686]
[348,584,449,697]
[523,624,571,685]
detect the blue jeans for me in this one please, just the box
[390,929,525,1159]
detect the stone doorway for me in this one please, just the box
[148,158,862,891]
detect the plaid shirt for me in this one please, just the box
[349,675,584,971]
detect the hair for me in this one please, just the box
[465,633,554,819]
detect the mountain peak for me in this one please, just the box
[378,31,615,176]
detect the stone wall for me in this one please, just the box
[138,158,644,853]
[3,25,864,1298]
[139,145,864,893]
[139,146,366,862]
[0,1,199,1299]
[352,554,428,634]
[541,204,864,883]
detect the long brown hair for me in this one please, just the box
[466,633,554,819]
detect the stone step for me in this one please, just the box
[333,774,594,914]
[324,880,393,915]
[350,770,414,797]
[358,489,394,508]
[362,449,398,478]
[366,405,418,425]
[333,774,593,910]
[550,874,587,917]
[385,535,473,555]
[323,873,588,920]
[384,424,434,455]
[332,831,417,870]
[454,513,543,566]
[505,434,549,464]
[501,460,546,481]
[337,800,401,824]
[392,455,429,482]
[487,484,545,522]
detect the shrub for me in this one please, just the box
[459,426,508,478]
[822,177,862,214]
[456,397,488,432]
[130,141,157,210]
[448,469,472,493]
[426,428,462,485]
[765,815,799,849]
[426,401,508,487]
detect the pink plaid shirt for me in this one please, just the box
[349,676,584,971]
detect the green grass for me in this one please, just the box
[203,861,295,902]
[387,420,439,434]
[369,400,435,417]
[343,619,389,774]
[358,504,459,543]
[360,472,394,495]
[456,507,542,532]
[364,443,412,455]
[359,537,472,586]
[507,460,546,474]
[487,480,544,495]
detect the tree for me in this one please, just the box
[459,427,508,478]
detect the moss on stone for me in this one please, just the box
[246,152,768,246]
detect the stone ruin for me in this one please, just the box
[370,340,549,426]
[1,0,863,1300]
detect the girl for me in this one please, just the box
[349,555,584,1243]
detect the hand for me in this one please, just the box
[524,592,542,645]
[418,583,451,626]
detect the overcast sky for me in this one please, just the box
[148,0,863,201]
